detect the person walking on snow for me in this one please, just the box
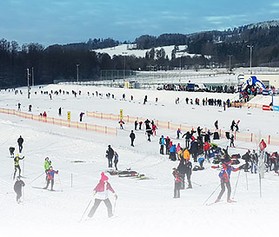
[14,176,25,203]
[176,128,182,139]
[129,130,136,146]
[119,119,125,129]
[185,159,193,189]
[159,135,165,155]
[213,160,243,203]
[79,112,85,122]
[13,154,24,180]
[43,166,59,191]
[17,135,24,153]
[114,151,119,171]
[230,133,235,147]
[106,145,114,168]
[88,172,118,218]
[214,120,219,130]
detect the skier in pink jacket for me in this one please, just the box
[88,172,118,218]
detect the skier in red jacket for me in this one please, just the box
[88,172,118,218]
[43,166,58,191]
[213,160,243,203]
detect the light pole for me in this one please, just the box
[228,55,232,72]
[247,45,253,74]
[122,52,128,80]
[76,64,79,82]
[179,51,185,81]
[31,67,35,86]
[26,68,31,99]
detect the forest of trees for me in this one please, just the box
[1,20,279,88]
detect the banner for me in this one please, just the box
[67,111,71,121]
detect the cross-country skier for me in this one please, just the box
[88,172,117,218]
[43,166,58,191]
[13,154,24,180]
[213,160,243,203]
[14,176,25,203]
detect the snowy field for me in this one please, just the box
[0,83,279,237]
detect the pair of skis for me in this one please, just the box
[206,199,237,206]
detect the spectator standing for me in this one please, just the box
[129,130,135,147]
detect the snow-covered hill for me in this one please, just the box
[93,44,207,59]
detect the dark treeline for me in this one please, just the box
[1,20,279,88]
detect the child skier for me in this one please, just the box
[43,166,59,191]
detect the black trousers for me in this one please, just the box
[108,158,113,168]
[88,198,113,218]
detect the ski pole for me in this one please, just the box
[29,172,45,184]
[232,169,241,199]
[57,173,63,192]
[79,199,93,222]
[202,183,220,205]
[192,181,202,187]
[113,195,118,215]
[259,172,262,198]
[245,171,249,191]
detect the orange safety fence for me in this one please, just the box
[87,111,279,146]
[0,108,117,136]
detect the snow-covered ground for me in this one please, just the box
[0,83,278,237]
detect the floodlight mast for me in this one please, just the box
[247,45,253,74]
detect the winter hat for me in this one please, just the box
[100,172,108,182]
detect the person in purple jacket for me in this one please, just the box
[43,166,58,191]
[88,172,118,218]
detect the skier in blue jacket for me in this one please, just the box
[214,160,243,203]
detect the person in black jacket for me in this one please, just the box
[185,159,193,189]
[242,150,251,172]
[129,130,135,146]
[106,145,114,168]
[190,139,199,162]
[177,159,187,189]
[17,135,24,153]
[14,176,25,203]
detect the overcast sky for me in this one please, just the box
[0,0,278,46]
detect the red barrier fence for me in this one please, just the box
[0,108,117,136]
